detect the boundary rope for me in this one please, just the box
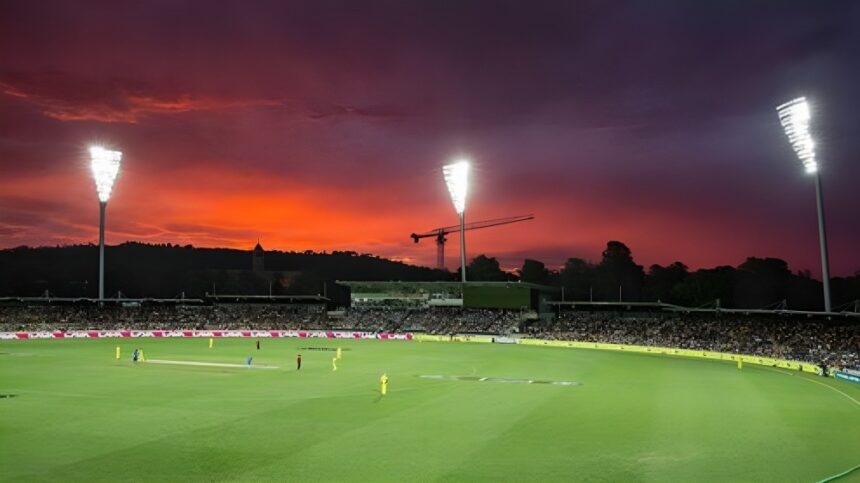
[817,463,860,483]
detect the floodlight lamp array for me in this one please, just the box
[89,146,122,202]
[443,160,469,214]
[776,97,817,174]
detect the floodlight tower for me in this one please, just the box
[776,97,831,312]
[89,146,122,302]
[443,160,469,283]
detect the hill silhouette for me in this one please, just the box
[0,242,450,299]
[1,241,857,311]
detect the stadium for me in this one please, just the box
[2,284,859,482]
[2,2,860,482]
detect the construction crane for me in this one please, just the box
[411,214,534,269]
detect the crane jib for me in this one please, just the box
[410,215,534,269]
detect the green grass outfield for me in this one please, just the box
[1,337,859,482]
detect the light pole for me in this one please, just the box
[776,97,831,312]
[443,160,469,283]
[89,146,122,303]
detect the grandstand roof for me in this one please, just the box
[0,297,205,305]
[549,300,860,319]
[205,294,328,303]
[337,280,557,291]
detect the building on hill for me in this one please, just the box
[252,241,265,272]
[191,242,302,297]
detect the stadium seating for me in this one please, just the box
[1,303,857,371]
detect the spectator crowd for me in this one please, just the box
[530,311,859,372]
[0,303,329,331]
[1,303,857,370]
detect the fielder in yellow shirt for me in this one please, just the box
[380,373,389,395]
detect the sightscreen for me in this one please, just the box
[463,284,531,309]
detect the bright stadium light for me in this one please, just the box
[90,146,122,202]
[89,145,123,302]
[443,160,469,215]
[443,159,470,282]
[777,97,817,174]
[776,97,831,312]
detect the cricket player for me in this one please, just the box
[380,373,389,395]
[296,354,302,370]
[332,357,338,371]
[246,356,253,368]
[132,348,140,363]
[336,347,342,359]
[256,339,261,350]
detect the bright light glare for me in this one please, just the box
[776,97,817,174]
[89,146,122,202]
[443,159,469,214]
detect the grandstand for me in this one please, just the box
[2,292,859,481]
[2,295,857,371]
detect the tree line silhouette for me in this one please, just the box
[0,241,857,310]
[496,241,859,311]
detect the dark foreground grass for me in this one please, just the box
[1,338,859,482]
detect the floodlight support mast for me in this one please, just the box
[813,171,832,312]
[98,201,106,302]
[459,212,466,283]
[776,97,832,312]
[89,145,122,305]
[442,160,470,283]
